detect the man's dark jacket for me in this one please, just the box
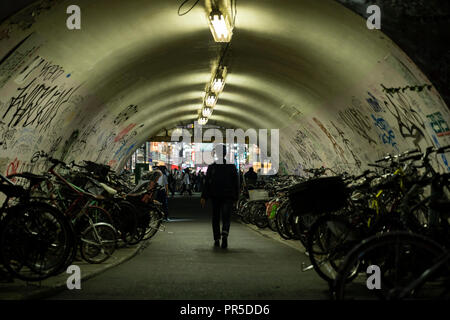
[201,161,239,201]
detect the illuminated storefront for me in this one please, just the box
[129,141,273,174]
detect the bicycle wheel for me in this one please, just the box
[307,214,360,283]
[252,202,268,229]
[75,205,114,233]
[126,203,151,245]
[236,197,247,218]
[110,200,139,245]
[142,206,163,240]
[85,205,114,225]
[275,203,292,240]
[268,216,277,232]
[240,202,251,224]
[80,223,116,264]
[247,202,258,225]
[334,231,448,300]
[0,202,72,281]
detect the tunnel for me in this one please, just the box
[0,0,450,303]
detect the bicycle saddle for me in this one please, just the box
[97,182,117,195]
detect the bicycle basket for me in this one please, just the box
[288,176,348,215]
[248,189,269,201]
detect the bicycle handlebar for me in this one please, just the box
[48,157,69,169]
[398,153,423,163]
[353,169,374,181]
[375,148,420,163]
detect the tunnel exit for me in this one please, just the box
[0,0,449,311]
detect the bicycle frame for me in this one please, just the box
[47,163,105,221]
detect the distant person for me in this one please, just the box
[239,170,244,191]
[168,170,175,197]
[201,144,239,249]
[198,171,205,192]
[244,167,258,188]
[180,169,192,196]
[129,169,162,204]
[156,166,169,220]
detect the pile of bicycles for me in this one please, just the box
[235,167,339,247]
[236,145,449,300]
[0,154,165,282]
[327,145,450,300]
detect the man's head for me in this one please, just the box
[249,167,254,172]
[214,144,227,160]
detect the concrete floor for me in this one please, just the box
[49,195,330,300]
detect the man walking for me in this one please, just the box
[200,144,239,249]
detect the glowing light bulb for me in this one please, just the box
[211,66,227,94]
[209,10,232,42]
[205,93,217,107]
[202,107,212,117]
[212,77,224,93]
[198,117,208,125]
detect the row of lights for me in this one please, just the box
[198,0,234,126]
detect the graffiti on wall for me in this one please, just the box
[5,158,20,181]
[338,105,377,145]
[60,130,79,161]
[0,35,42,88]
[2,79,81,133]
[382,90,431,150]
[15,55,65,84]
[313,117,347,164]
[113,105,138,126]
[114,123,137,143]
[0,34,82,143]
[291,128,323,169]
[371,114,399,152]
[366,92,384,113]
[330,121,362,169]
[427,111,450,137]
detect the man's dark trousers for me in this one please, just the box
[211,198,233,240]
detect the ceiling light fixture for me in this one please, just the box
[198,117,208,125]
[205,93,217,107]
[208,8,233,42]
[211,66,227,93]
[202,106,213,117]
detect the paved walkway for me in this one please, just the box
[46,195,330,300]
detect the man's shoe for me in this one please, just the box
[214,240,220,247]
[221,237,228,249]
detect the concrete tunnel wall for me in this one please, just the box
[0,0,449,177]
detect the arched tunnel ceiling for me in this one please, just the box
[0,0,449,174]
